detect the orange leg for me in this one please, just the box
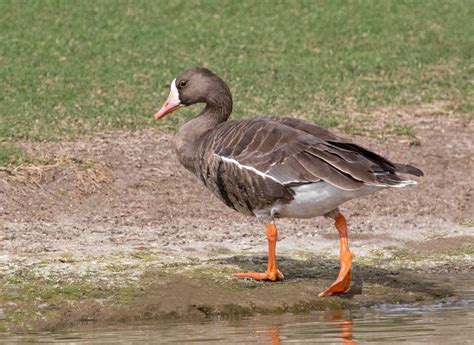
[233,223,284,281]
[319,212,355,297]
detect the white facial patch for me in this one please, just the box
[167,78,181,106]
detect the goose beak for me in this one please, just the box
[154,99,183,120]
[155,78,183,120]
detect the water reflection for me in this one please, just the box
[256,310,356,345]
[321,310,356,345]
[255,325,282,345]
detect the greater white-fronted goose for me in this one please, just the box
[155,67,423,297]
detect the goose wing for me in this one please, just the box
[209,116,422,191]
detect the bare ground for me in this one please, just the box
[0,103,473,331]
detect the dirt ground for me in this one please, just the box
[0,103,473,331]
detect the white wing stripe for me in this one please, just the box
[217,155,282,184]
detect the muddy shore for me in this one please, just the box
[1,104,473,331]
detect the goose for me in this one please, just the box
[154,67,423,296]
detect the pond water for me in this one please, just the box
[3,275,473,344]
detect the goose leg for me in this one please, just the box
[233,223,284,281]
[319,212,355,297]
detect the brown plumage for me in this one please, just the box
[155,67,423,296]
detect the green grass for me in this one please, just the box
[0,0,472,146]
[0,143,29,166]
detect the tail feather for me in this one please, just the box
[393,163,424,177]
[328,141,424,177]
[375,173,418,188]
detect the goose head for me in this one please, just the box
[155,67,232,120]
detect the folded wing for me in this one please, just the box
[210,116,423,191]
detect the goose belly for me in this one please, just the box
[274,182,383,219]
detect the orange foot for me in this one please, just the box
[234,223,283,282]
[318,269,352,297]
[233,269,284,282]
[319,251,354,297]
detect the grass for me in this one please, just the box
[0,1,472,147]
[0,143,30,166]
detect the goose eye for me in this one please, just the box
[179,80,187,88]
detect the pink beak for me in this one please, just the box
[154,100,183,120]
[154,78,183,120]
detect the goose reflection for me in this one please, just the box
[255,324,282,345]
[254,310,356,345]
[321,310,356,345]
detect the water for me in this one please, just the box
[3,276,473,344]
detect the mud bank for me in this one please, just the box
[1,246,472,332]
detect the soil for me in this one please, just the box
[0,103,473,331]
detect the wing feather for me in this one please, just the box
[208,116,422,190]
